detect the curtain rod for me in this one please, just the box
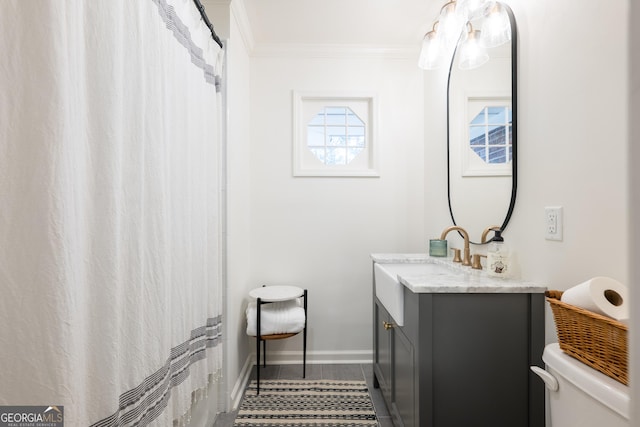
[192,0,223,49]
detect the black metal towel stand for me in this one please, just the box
[256,289,308,395]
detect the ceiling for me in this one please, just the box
[242,0,441,47]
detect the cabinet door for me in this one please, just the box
[432,294,530,427]
[393,326,415,427]
[374,301,392,403]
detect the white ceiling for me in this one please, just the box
[242,0,441,47]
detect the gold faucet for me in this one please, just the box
[481,225,502,243]
[440,226,471,266]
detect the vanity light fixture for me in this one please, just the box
[458,23,489,70]
[418,0,508,71]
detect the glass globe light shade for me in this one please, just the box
[438,1,466,46]
[458,29,489,70]
[480,2,511,48]
[418,30,446,70]
[458,0,490,20]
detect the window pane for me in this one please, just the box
[348,126,365,146]
[310,147,325,163]
[472,146,486,160]
[327,126,346,146]
[470,109,486,125]
[469,126,485,144]
[487,106,506,124]
[488,146,506,163]
[349,125,365,136]
[347,147,364,163]
[325,107,346,125]
[308,112,325,126]
[488,125,505,145]
[347,111,364,126]
[307,126,325,146]
[325,107,346,115]
[348,136,365,147]
[326,147,347,165]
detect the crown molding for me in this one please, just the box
[251,43,419,60]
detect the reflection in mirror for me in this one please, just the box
[447,2,517,244]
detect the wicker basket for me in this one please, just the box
[546,290,628,385]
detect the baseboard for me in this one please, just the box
[261,349,373,365]
[229,356,253,410]
[228,349,374,410]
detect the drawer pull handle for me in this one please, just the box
[383,321,395,330]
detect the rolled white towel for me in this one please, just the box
[246,299,306,336]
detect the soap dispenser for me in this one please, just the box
[486,230,511,278]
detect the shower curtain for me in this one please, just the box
[0,1,224,425]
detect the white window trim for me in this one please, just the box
[293,91,379,177]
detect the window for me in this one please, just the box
[307,107,365,166]
[293,92,378,177]
[462,97,512,177]
[469,106,512,164]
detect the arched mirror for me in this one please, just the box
[446,2,517,244]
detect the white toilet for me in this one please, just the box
[532,343,629,427]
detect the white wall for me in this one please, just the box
[248,52,425,361]
[224,0,254,409]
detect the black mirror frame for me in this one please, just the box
[446,2,517,244]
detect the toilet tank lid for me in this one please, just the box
[543,343,629,420]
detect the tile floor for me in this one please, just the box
[212,363,393,427]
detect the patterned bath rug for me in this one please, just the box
[233,379,378,426]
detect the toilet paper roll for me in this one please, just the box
[561,277,629,321]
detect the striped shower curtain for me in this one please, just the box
[0,1,224,425]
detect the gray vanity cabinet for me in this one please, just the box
[374,287,545,427]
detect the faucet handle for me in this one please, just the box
[451,248,462,263]
[471,254,486,270]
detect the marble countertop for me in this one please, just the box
[371,253,547,294]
